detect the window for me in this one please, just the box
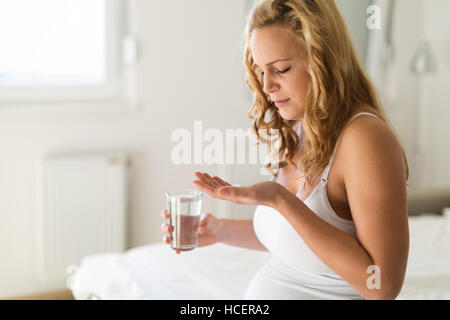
[0,0,136,105]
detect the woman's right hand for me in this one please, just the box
[160,210,225,254]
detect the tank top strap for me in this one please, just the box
[320,112,379,183]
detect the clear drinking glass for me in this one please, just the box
[165,189,202,252]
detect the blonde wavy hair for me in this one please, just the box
[244,0,409,188]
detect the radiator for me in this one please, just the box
[36,152,128,282]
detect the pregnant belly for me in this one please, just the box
[253,205,338,276]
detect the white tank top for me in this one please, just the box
[245,112,379,300]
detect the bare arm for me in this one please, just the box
[218,219,268,252]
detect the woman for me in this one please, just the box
[161,0,409,300]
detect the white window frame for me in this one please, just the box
[0,0,138,111]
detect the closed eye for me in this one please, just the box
[277,67,291,74]
[257,66,291,76]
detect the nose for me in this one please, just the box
[263,74,279,95]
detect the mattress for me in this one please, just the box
[69,209,450,300]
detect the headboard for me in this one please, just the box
[407,187,450,216]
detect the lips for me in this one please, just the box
[274,98,290,107]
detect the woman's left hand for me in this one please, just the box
[192,172,282,207]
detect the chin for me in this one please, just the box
[278,109,298,121]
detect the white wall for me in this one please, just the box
[366,0,450,190]
[419,0,450,189]
[335,0,372,64]
[0,0,256,298]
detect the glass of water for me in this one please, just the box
[165,189,202,252]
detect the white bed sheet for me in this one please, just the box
[396,209,450,299]
[70,242,270,300]
[70,210,450,300]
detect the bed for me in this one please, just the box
[69,188,450,300]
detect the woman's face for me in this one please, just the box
[250,24,310,121]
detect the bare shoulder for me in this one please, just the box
[339,113,405,170]
[338,111,407,202]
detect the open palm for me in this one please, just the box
[192,172,280,207]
